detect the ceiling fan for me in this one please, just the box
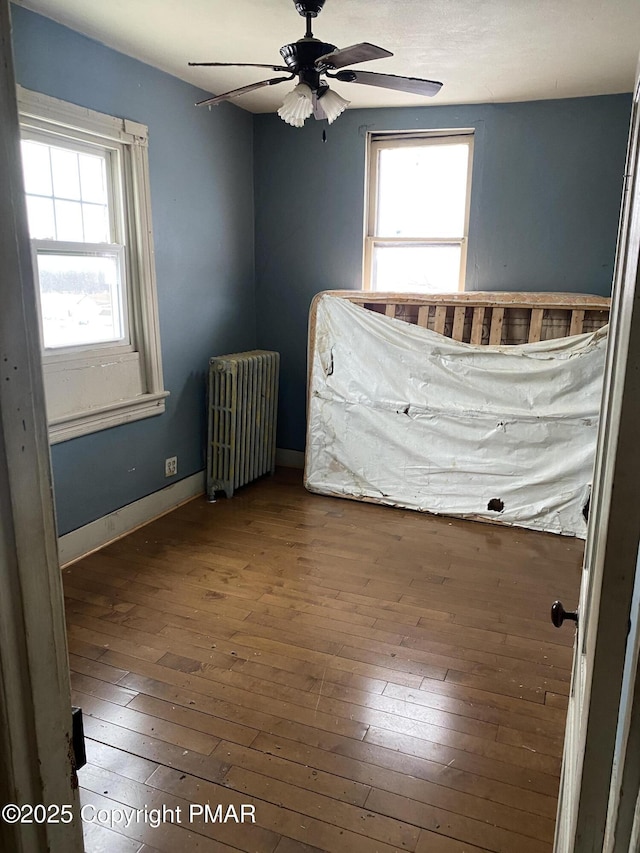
[188,0,443,127]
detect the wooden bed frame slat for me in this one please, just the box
[417,305,429,328]
[528,308,545,343]
[489,307,505,345]
[570,309,586,336]
[470,306,485,344]
[452,306,466,341]
[434,305,447,335]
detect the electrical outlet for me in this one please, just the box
[165,456,177,477]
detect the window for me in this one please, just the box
[17,87,167,443]
[365,131,474,292]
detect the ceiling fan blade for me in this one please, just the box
[333,69,442,97]
[195,76,293,108]
[189,61,290,72]
[316,43,392,70]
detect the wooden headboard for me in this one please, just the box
[311,290,610,346]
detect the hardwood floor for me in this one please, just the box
[64,468,583,853]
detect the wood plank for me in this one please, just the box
[125,692,260,747]
[79,769,269,852]
[415,676,564,724]
[85,738,159,783]
[497,724,565,757]
[394,621,572,676]
[319,288,611,312]
[67,637,108,661]
[120,670,368,741]
[70,672,138,707]
[82,716,232,783]
[252,730,557,818]
[415,832,490,853]
[148,763,405,853]
[417,305,430,327]
[212,740,371,807]
[434,305,447,335]
[74,692,219,755]
[384,303,396,318]
[363,726,561,791]
[489,306,505,344]
[82,821,141,853]
[452,305,466,341]
[528,308,545,342]
[157,645,486,740]
[546,692,570,710]
[274,840,326,853]
[67,622,166,664]
[68,653,131,685]
[222,765,420,850]
[569,308,585,336]
[470,306,485,344]
[365,786,552,851]
[382,682,565,739]
[444,668,566,704]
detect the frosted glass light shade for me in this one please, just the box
[318,87,350,124]
[277,83,314,127]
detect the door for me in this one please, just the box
[554,69,640,852]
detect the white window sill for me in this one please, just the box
[49,391,169,444]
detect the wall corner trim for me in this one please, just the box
[58,471,205,567]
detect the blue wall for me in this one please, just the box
[253,97,631,451]
[10,5,257,535]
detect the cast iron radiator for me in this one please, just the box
[206,350,279,499]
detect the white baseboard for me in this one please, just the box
[276,448,305,469]
[58,470,205,567]
[59,454,303,568]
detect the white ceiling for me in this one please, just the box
[14,0,640,114]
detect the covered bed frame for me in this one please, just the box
[305,290,611,536]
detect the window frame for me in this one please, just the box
[31,240,130,353]
[364,130,475,292]
[21,129,121,245]
[17,86,167,444]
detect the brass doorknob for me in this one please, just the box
[551,601,578,628]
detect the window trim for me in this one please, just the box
[364,130,475,292]
[17,86,168,444]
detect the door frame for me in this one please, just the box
[0,3,84,851]
[555,67,640,851]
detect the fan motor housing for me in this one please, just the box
[294,1,326,16]
[280,38,337,74]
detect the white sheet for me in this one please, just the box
[305,294,608,537]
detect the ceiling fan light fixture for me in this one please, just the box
[317,86,350,124]
[189,0,443,127]
[277,82,314,127]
